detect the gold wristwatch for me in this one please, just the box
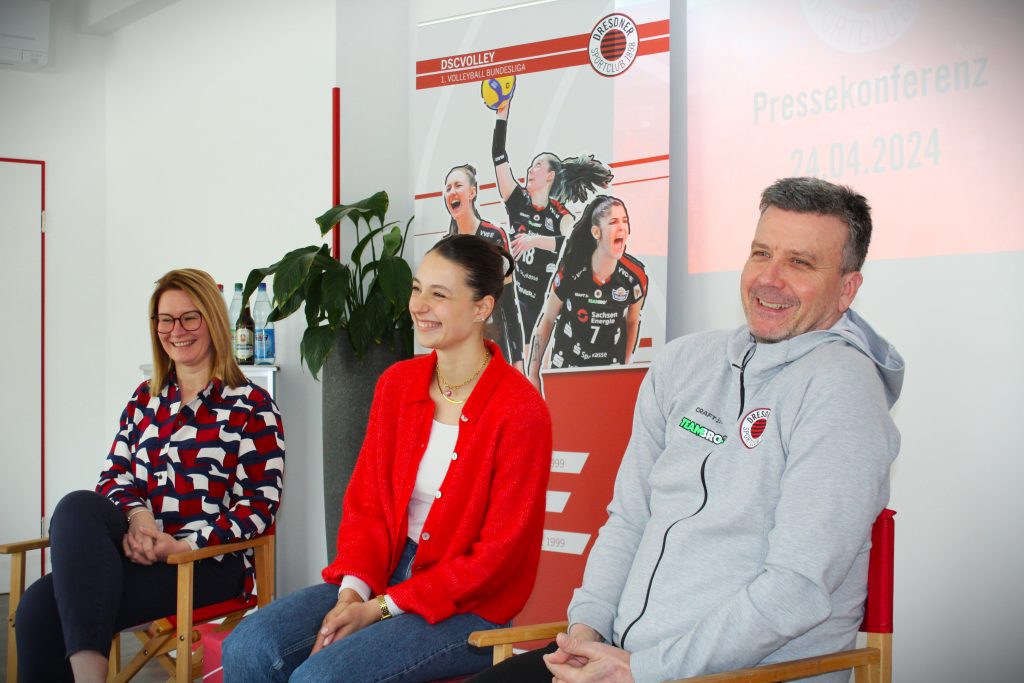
[376,594,393,621]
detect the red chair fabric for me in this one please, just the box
[861,508,895,634]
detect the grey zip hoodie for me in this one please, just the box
[567,310,904,683]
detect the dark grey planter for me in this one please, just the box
[321,329,410,561]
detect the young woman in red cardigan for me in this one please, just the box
[223,234,553,682]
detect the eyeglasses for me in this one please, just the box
[153,310,203,333]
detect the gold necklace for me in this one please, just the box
[436,351,491,405]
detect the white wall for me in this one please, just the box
[100,0,336,593]
[1,0,335,594]
[0,0,110,518]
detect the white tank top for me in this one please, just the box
[407,420,459,541]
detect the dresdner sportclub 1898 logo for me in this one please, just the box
[740,408,772,449]
[589,13,640,77]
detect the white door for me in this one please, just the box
[0,159,44,590]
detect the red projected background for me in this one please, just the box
[687,0,1024,273]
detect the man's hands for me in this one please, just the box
[546,624,604,668]
[544,630,633,683]
[310,589,378,655]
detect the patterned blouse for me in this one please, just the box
[96,375,285,598]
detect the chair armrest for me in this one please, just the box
[165,534,273,564]
[0,537,50,554]
[468,621,569,648]
[664,647,880,683]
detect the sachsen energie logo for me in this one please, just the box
[679,416,727,445]
[740,408,772,449]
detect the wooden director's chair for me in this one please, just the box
[469,509,896,683]
[2,533,275,683]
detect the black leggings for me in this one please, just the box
[15,490,244,683]
[466,641,558,682]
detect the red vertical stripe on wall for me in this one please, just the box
[332,87,341,260]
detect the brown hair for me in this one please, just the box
[760,177,872,273]
[148,268,245,393]
[428,234,513,303]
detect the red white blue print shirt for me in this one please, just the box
[96,375,285,598]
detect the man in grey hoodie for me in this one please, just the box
[469,177,904,683]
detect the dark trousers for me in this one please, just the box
[14,490,244,683]
[466,641,557,682]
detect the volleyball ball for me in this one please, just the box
[481,76,516,111]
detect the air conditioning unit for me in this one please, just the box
[0,0,50,69]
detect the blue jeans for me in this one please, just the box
[222,539,503,682]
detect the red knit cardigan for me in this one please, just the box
[321,341,552,624]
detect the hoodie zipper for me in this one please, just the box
[619,450,714,650]
[733,344,756,420]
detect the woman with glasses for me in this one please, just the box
[15,268,285,683]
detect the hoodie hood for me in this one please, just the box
[728,308,905,408]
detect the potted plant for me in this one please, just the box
[241,190,413,379]
[242,190,414,555]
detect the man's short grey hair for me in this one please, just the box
[760,177,872,273]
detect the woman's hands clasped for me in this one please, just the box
[122,509,190,565]
[310,588,380,655]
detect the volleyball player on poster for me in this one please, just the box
[487,79,613,357]
[443,163,525,370]
[527,195,647,392]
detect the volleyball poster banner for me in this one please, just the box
[413,0,670,387]
[413,0,670,625]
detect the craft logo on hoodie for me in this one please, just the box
[740,408,772,449]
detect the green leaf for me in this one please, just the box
[347,308,371,358]
[315,191,390,236]
[363,288,392,342]
[398,216,414,259]
[322,263,354,327]
[300,325,336,380]
[241,264,277,309]
[270,289,305,321]
[377,254,412,307]
[273,245,322,305]
[304,270,325,328]
[380,224,403,257]
[350,224,388,272]
[266,305,287,324]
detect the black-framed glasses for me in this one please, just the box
[153,310,204,333]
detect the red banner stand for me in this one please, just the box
[514,366,647,628]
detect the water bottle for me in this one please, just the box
[228,283,243,356]
[254,283,276,365]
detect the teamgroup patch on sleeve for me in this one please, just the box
[739,408,772,449]
[679,416,727,445]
